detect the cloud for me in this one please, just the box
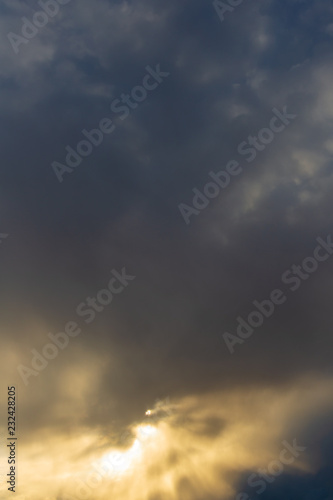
[1,0,333,498]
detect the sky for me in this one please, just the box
[1,0,333,499]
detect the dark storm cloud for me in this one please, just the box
[0,0,333,447]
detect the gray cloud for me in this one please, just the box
[1,1,333,498]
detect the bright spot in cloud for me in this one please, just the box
[136,424,157,440]
[101,439,143,478]
[99,424,158,480]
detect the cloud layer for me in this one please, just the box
[1,0,333,498]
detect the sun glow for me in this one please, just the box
[101,438,143,477]
[136,424,157,439]
[100,424,159,479]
